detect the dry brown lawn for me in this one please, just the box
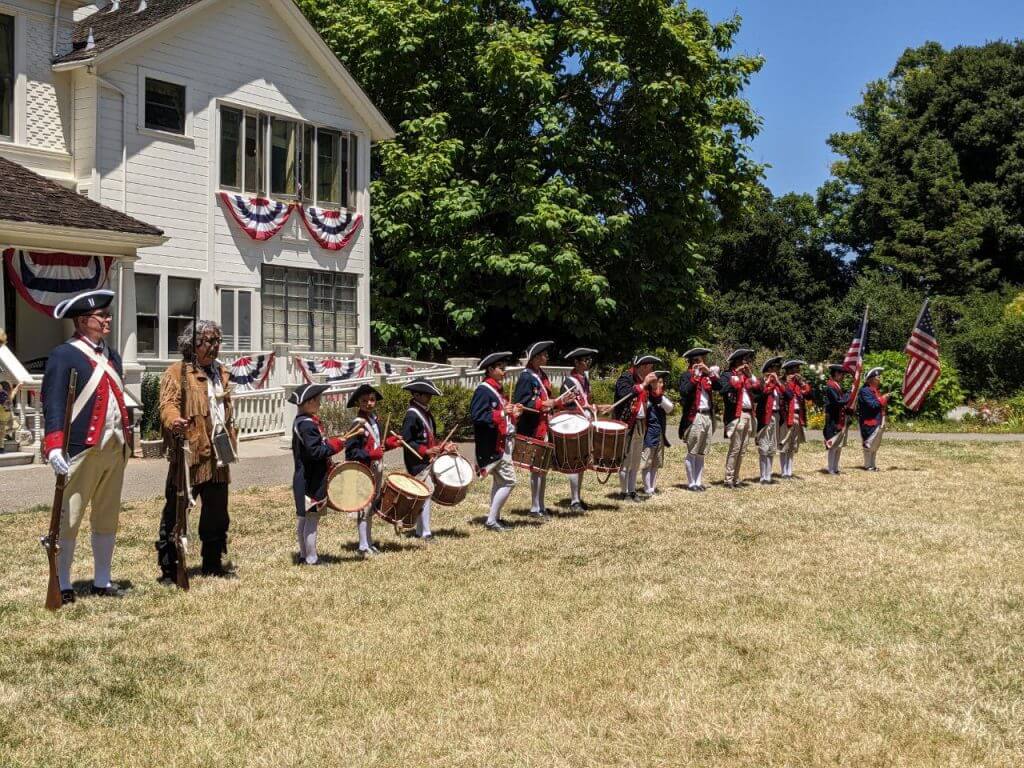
[1,440,1023,767]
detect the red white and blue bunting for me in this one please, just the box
[295,357,369,384]
[218,192,294,241]
[2,248,114,317]
[372,360,415,376]
[298,205,363,251]
[226,353,275,392]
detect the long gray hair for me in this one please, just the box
[177,320,222,360]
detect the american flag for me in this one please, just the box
[903,300,940,411]
[843,307,869,380]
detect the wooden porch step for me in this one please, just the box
[0,452,36,468]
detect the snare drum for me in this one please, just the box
[590,419,628,473]
[549,412,591,473]
[430,453,474,506]
[512,434,554,475]
[325,461,377,513]
[378,473,431,532]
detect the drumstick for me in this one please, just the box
[439,417,464,447]
[609,392,634,410]
[388,430,423,459]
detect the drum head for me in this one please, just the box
[549,413,590,435]
[327,462,376,513]
[387,473,432,499]
[593,419,627,432]
[432,454,474,488]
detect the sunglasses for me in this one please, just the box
[84,311,112,320]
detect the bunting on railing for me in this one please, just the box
[295,356,368,384]
[2,248,114,316]
[226,353,274,392]
[218,192,294,241]
[372,360,415,376]
[298,205,363,251]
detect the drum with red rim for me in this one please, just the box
[548,412,591,473]
[512,434,553,475]
[378,473,431,532]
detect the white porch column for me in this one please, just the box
[117,260,144,401]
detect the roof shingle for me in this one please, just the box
[54,0,206,65]
[0,157,164,237]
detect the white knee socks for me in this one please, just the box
[57,536,76,591]
[358,514,373,551]
[781,454,793,477]
[530,472,546,513]
[694,455,705,487]
[296,517,307,560]
[416,499,432,537]
[569,474,581,504]
[488,483,512,525]
[685,455,695,487]
[827,446,842,473]
[643,468,656,495]
[302,512,320,564]
[91,533,116,589]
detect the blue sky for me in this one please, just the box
[697,0,1024,195]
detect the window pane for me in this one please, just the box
[168,277,197,318]
[270,118,297,196]
[317,129,341,205]
[145,78,186,134]
[220,290,235,350]
[219,107,242,189]
[0,15,12,139]
[260,266,356,352]
[302,125,314,200]
[136,273,159,315]
[238,291,252,349]
[244,113,265,195]
[345,134,357,209]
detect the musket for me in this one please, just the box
[172,302,198,591]
[42,369,78,611]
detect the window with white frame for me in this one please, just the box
[167,277,199,356]
[219,105,357,208]
[219,288,253,351]
[0,14,13,140]
[144,77,187,135]
[261,266,357,352]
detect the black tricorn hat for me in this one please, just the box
[53,289,114,320]
[402,378,442,396]
[477,351,515,371]
[727,348,756,366]
[829,364,851,375]
[683,347,712,360]
[346,383,384,408]
[289,383,330,406]
[525,340,555,361]
[565,347,598,361]
[761,355,784,373]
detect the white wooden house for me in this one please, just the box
[0,0,394,401]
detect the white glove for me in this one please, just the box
[48,449,70,477]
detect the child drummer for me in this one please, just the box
[471,352,522,532]
[514,340,557,519]
[641,370,674,496]
[559,347,609,513]
[399,378,457,542]
[345,383,400,557]
[290,383,344,566]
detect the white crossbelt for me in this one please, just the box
[68,338,125,423]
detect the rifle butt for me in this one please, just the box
[44,548,62,611]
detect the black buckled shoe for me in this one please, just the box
[90,584,127,598]
[61,589,76,605]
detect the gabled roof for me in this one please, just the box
[52,0,395,142]
[54,0,205,65]
[0,157,164,237]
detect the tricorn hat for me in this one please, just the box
[289,383,330,406]
[402,378,442,396]
[477,351,515,372]
[761,355,784,373]
[633,354,662,367]
[828,364,851,375]
[865,367,885,380]
[53,289,115,320]
[782,359,807,370]
[727,348,756,366]
[346,383,384,408]
[683,347,712,360]
[525,340,555,362]
[565,347,598,361]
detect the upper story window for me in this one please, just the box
[144,77,187,135]
[218,105,356,208]
[0,15,13,140]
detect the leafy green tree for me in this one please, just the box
[821,41,1024,295]
[298,0,764,357]
[703,188,848,353]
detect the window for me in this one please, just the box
[217,106,357,209]
[136,273,159,356]
[270,117,298,197]
[219,107,242,190]
[167,277,198,355]
[144,77,186,135]
[219,288,253,351]
[261,266,357,352]
[0,15,12,140]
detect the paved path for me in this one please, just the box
[2,431,1022,515]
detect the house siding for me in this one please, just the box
[23,3,71,152]
[91,0,371,352]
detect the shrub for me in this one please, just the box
[859,351,964,421]
[140,373,162,439]
[945,292,1024,396]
